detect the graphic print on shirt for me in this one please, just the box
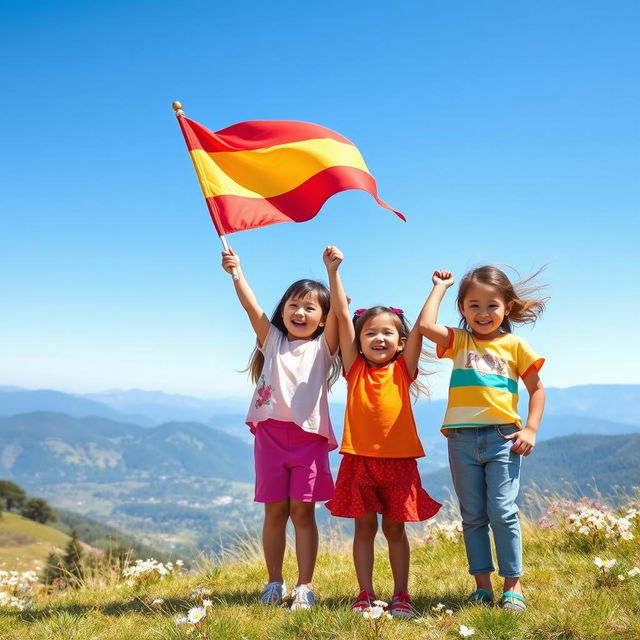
[464,352,507,376]
[254,374,273,409]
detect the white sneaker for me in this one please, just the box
[259,581,286,605]
[290,585,315,610]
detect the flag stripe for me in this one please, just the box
[206,166,404,235]
[189,138,369,198]
[181,117,352,153]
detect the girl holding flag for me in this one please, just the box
[221,247,340,611]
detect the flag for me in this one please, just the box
[176,116,404,235]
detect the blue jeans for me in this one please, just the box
[447,425,522,578]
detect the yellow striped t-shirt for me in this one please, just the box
[437,328,544,435]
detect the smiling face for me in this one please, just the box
[358,312,406,366]
[281,291,325,341]
[459,281,513,339]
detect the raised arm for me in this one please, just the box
[323,246,358,373]
[221,247,270,347]
[418,270,455,347]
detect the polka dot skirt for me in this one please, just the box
[325,454,441,522]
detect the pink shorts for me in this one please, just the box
[254,419,334,503]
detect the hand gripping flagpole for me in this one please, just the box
[172,101,239,281]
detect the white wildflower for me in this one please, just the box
[459,624,476,637]
[187,606,206,623]
[372,599,388,607]
[617,574,626,581]
[627,567,640,577]
[202,599,213,608]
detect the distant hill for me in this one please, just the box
[420,433,640,507]
[0,389,153,426]
[0,412,253,483]
[86,389,247,425]
[3,384,640,441]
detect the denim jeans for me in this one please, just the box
[447,425,522,578]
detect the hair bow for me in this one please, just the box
[353,306,404,318]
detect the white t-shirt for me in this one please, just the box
[245,324,338,449]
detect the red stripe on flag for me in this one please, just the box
[205,166,404,235]
[180,117,354,153]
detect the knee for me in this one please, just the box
[265,502,290,527]
[355,518,378,540]
[382,520,405,543]
[289,503,316,528]
[487,501,519,527]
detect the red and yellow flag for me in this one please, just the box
[176,116,404,235]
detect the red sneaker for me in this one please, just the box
[390,591,414,618]
[351,590,376,612]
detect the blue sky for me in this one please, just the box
[2,0,638,401]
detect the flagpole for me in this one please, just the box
[172,101,239,281]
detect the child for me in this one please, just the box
[221,246,340,610]
[420,266,546,613]
[323,246,441,618]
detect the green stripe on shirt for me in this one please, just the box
[450,368,518,393]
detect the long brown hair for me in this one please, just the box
[353,306,432,402]
[456,265,548,333]
[247,279,341,389]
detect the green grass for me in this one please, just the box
[0,509,639,639]
[0,513,70,572]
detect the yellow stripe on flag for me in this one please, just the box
[189,138,370,198]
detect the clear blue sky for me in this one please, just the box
[2,0,638,400]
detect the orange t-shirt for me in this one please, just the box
[340,355,425,458]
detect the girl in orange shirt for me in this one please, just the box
[323,246,441,618]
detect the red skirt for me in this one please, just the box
[325,454,441,522]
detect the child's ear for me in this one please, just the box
[505,302,513,316]
[397,336,407,353]
[319,315,327,328]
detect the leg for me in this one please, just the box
[289,499,318,587]
[447,430,495,590]
[381,517,409,594]
[262,500,289,583]
[485,428,523,589]
[353,512,378,594]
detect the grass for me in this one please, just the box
[0,513,70,572]
[0,504,639,639]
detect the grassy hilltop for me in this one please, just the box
[0,495,639,639]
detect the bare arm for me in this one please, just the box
[402,292,432,377]
[221,247,270,346]
[324,246,358,373]
[504,370,545,456]
[418,270,455,347]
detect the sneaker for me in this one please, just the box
[290,585,315,610]
[389,591,414,618]
[259,581,286,605]
[351,590,376,612]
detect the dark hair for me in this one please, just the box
[247,279,341,389]
[456,265,548,333]
[353,306,432,401]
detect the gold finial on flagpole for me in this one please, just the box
[172,101,184,117]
